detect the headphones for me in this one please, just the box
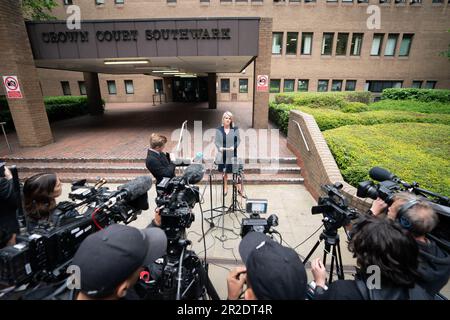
[396,199,419,232]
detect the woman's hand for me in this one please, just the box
[311,258,327,288]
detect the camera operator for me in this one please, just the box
[311,215,432,300]
[0,163,20,246]
[72,224,167,300]
[227,232,308,300]
[22,173,63,232]
[145,133,176,186]
[369,192,450,296]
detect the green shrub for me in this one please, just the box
[323,123,450,195]
[269,102,295,135]
[274,91,372,107]
[341,102,369,113]
[297,106,450,131]
[381,88,450,103]
[369,99,450,114]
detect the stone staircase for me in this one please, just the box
[6,157,304,185]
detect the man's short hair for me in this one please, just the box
[150,133,167,149]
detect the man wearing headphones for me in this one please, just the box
[370,192,450,296]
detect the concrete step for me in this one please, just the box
[19,171,304,185]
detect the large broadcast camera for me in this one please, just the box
[357,167,450,250]
[0,176,151,298]
[240,199,279,239]
[135,163,219,300]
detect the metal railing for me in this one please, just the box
[292,120,310,152]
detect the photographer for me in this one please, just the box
[72,224,167,300]
[311,215,432,300]
[145,133,176,186]
[23,173,62,232]
[227,232,308,300]
[0,163,19,246]
[369,192,450,295]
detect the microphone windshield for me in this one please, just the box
[118,176,152,201]
[183,164,204,184]
[369,167,395,182]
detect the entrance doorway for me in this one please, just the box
[172,77,208,102]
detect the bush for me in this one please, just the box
[341,102,369,113]
[297,106,450,131]
[381,88,450,103]
[274,91,372,107]
[369,99,450,114]
[0,96,103,132]
[323,123,450,196]
[268,102,295,135]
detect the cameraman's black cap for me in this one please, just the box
[72,224,167,298]
[239,232,307,300]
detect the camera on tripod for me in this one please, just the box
[240,199,279,238]
[0,176,150,291]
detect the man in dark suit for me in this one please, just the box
[145,133,176,186]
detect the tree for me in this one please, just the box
[21,0,58,21]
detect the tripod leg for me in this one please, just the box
[336,241,345,280]
[303,239,322,264]
[329,245,336,283]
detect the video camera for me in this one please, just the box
[0,176,151,291]
[357,167,450,250]
[240,199,279,238]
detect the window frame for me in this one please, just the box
[220,78,230,93]
[321,33,334,56]
[272,32,284,55]
[399,34,414,57]
[297,79,309,92]
[384,33,399,56]
[283,79,295,93]
[286,32,299,55]
[239,78,249,93]
[301,32,313,55]
[107,80,117,95]
[345,80,357,91]
[331,80,343,91]
[124,80,134,94]
[370,33,384,56]
[78,81,87,95]
[350,33,363,56]
[270,79,281,93]
[336,33,349,56]
[317,80,329,92]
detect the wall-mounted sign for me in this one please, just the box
[3,76,23,99]
[256,75,269,92]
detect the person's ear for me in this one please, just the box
[244,287,257,300]
[115,281,129,298]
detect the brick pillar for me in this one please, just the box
[83,72,104,115]
[207,73,217,109]
[252,18,272,129]
[0,0,53,147]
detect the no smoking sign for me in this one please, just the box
[256,75,269,92]
[3,75,23,99]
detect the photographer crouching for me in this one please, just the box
[369,192,450,296]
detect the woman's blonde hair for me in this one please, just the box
[221,111,234,128]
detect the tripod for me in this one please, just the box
[303,228,345,283]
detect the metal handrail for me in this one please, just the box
[292,120,310,152]
[175,120,188,160]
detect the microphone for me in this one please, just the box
[192,152,203,164]
[117,176,152,201]
[182,163,205,184]
[369,167,396,182]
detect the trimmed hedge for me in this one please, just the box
[274,91,372,108]
[381,88,450,103]
[341,102,369,113]
[369,99,450,114]
[0,96,104,132]
[323,123,450,196]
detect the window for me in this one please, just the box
[336,33,349,56]
[379,0,391,3]
[399,34,413,56]
[301,33,313,55]
[125,80,134,94]
[61,81,71,96]
[342,0,353,2]
[410,0,422,4]
[366,80,402,92]
[154,79,163,93]
[107,80,117,95]
[331,80,343,91]
[370,34,384,56]
[432,0,443,3]
[78,81,87,95]
[345,80,357,91]
[317,80,329,92]
[286,32,298,55]
[220,79,230,93]
[284,79,295,92]
[321,33,334,55]
[270,79,281,93]
[272,32,283,55]
[115,0,125,4]
[384,34,399,56]
[95,0,105,5]
[425,81,437,89]
[304,0,316,2]
[357,0,369,2]
[297,80,309,92]
[239,79,248,93]
[411,81,423,88]
[350,33,363,56]
[63,0,73,4]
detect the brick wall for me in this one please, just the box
[287,110,372,213]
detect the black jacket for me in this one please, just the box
[145,149,176,185]
[315,279,432,300]
[417,239,450,295]
[0,177,20,234]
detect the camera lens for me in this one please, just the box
[357,181,379,200]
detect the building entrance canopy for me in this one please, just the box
[26,18,259,76]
